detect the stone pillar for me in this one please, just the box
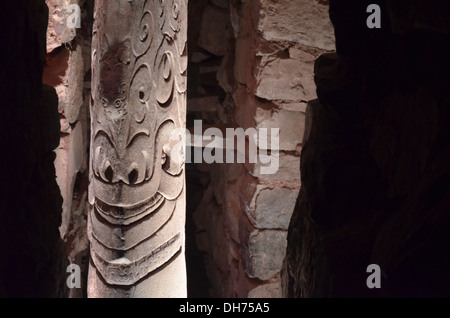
[88,0,187,298]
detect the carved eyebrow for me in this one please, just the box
[94,128,116,150]
[126,129,150,148]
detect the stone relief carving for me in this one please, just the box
[88,0,187,292]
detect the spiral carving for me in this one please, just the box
[89,0,187,292]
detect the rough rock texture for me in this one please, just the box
[283,0,450,297]
[246,186,298,230]
[255,57,317,102]
[46,0,84,53]
[257,0,335,51]
[198,4,231,57]
[243,230,288,281]
[43,0,93,298]
[0,0,68,297]
[187,0,334,297]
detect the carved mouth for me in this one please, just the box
[95,192,164,225]
[90,233,182,286]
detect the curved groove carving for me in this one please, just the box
[90,200,177,250]
[89,0,187,293]
[90,234,182,286]
[95,194,165,223]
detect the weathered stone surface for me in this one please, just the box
[257,0,335,51]
[44,0,94,297]
[193,184,240,297]
[289,47,316,62]
[246,186,298,230]
[88,0,187,298]
[55,121,85,239]
[46,0,80,53]
[189,0,329,298]
[198,5,230,56]
[60,45,84,123]
[248,282,282,298]
[276,101,308,113]
[246,153,301,184]
[255,57,316,102]
[244,230,287,281]
[234,36,253,86]
[256,108,305,151]
[43,44,84,123]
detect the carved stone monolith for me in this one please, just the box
[87,0,187,298]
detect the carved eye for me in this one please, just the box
[119,83,127,94]
[141,24,149,41]
[139,87,146,102]
[156,52,174,106]
[114,100,122,108]
[128,169,139,185]
[105,166,114,183]
[173,4,179,18]
[101,98,108,107]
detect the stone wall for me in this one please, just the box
[43,0,94,298]
[188,0,334,297]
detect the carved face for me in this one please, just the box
[90,0,186,212]
[88,0,188,289]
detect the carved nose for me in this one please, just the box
[117,165,140,185]
[127,169,139,185]
[101,163,141,185]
